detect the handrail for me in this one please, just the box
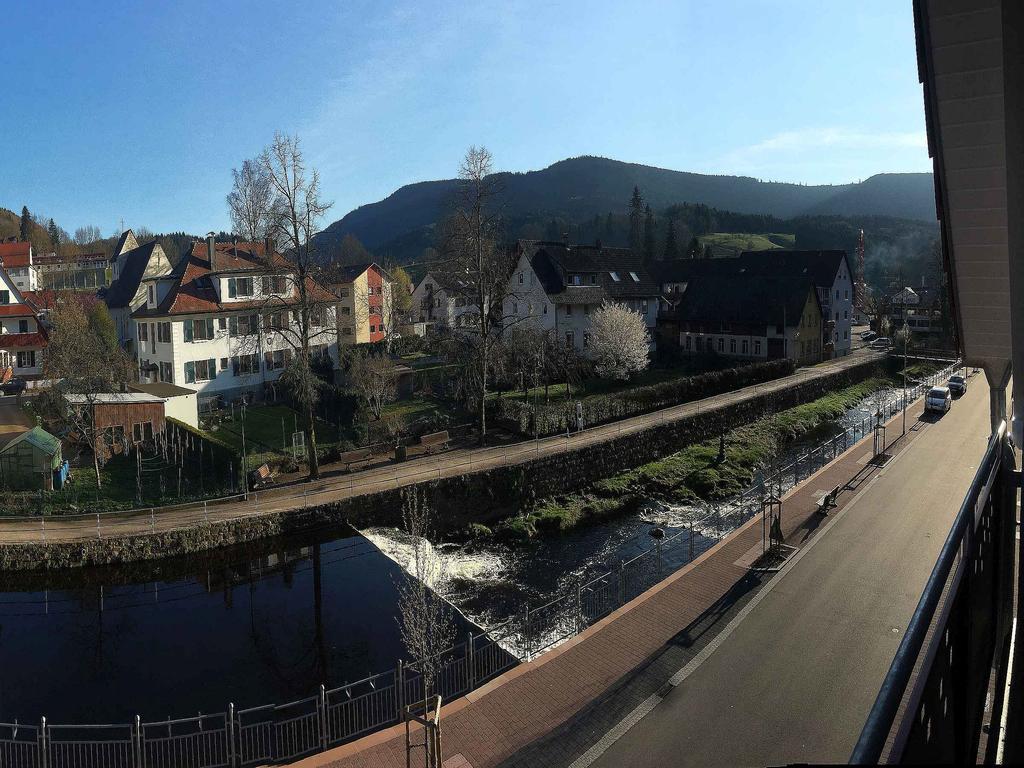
[849,419,1007,764]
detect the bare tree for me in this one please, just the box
[37,298,136,488]
[590,301,650,380]
[349,351,398,420]
[227,158,276,242]
[395,487,457,701]
[227,133,336,479]
[437,147,522,444]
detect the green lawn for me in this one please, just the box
[381,396,449,421]
[698,232,795,253]
[204,404,343,458]
[491,363,715,405]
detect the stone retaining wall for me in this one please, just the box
[0,357,887,571]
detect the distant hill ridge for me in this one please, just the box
[316,156,936,259]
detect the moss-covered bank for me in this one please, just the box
[500,375,897,538]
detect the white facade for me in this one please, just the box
[502,251,659,355]
[412,272,481,331]
[0,266,44,378]
[821,260,854,357]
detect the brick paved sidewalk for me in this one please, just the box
[294,398,934,768]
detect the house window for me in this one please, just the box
[730,339,736,353]
[16,350,35,368]
[641,300,648,315]
[132,422,153,443]
[543,304,548,314]
[566,304,572,316]
[158,322,171,343]
[369,324,376,333]
[589,275,596,285]
[264,349,289,371]
[629,271,640,282]
[228,277,254,298]
[573,275,581,286]
[232,353,259,376]
[343,327,353,335]
[844,330,848,340]
[843,310,848,319]
[0,291,8,304]
[609,271,620,282]
[264,311,287,332]
[229,314,259,336]
[18,319,28,333]
[754,340,761,355]
[341,306,351,315]
[148,285,155,304]
[696,337,703,352]
[159,362,173,383]
[718,337,724,352]
[742,339,749,354]
[220,357,229,370]
[184,358,216,383]
[310,307,325,327]
[565,331,574,347]
[584,304,590,315]
[583,332,590,349]
[518,272,524,284]
[844,290,849,300]
[138,322,148,342]
[527,302,533,315]
[685,335,691,350]
[218,317,227,330]
[261,275,288,294]
[184,318,215,342]
[512,301,518,315]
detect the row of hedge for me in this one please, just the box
[490,358,796,437]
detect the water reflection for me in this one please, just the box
[0,523,479,725]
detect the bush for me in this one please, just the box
[491,358,795,437]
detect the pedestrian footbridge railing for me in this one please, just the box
[851,419,1019,764]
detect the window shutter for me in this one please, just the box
[229,317,237,336]
[206,318,214,338]
[208,359,216,377]
[183,321,193,342]
[232,356,239,376]
[264,351,272,369]
[228,278,236,299]
[184,361,195,383]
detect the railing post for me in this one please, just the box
[96,512,101,539]
[319,683,328,751]
[617,561,625,605]
[134,714,143,768]
[467,632,476,691]
[396,661,405,721]
[689,520,694,560]
[38,716,46,768]
[228,703,236,768]
[576,582,584,633]
[655,537,663,576]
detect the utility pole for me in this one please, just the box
[902,320,908,435]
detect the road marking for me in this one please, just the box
[568,409,927,768]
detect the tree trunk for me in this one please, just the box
[93,449,102,490]
[306,401,320,479]
[478,347,487,446]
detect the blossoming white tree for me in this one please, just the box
[590,301,650,380]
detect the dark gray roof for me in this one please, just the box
[129,381,196,398]
[650,249,850,292]
[102,241,160,309]
[520,240,661,302]
[677,274,821,329]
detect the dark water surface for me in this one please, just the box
[0,523,478,725]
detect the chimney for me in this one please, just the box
[206,234,215,263]
[264,235,274,261]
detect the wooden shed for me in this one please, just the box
[65,393,167,460]
[0,426,62,490]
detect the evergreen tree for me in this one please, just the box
[19,206,31,242]
[663,219,678,260]
[628,187,644,254]
[643,204,656,260]
[47,218,61,251]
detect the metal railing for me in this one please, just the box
[850,419,1018,764]
[0,364,960,767]
[0,352,885,543]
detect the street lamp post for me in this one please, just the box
[902,321,908,435]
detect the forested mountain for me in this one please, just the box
[315,156,936,264]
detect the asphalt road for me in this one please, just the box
[592,377,991,767]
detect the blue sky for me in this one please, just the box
[0,0,929,237]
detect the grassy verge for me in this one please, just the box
[496,375,897,540]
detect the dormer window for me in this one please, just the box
[629,271,640,282]
[573,274,581,286]
[609,271,621,282]
[228,277,254,298]
[148,285,155,304]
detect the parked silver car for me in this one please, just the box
[925,385,952,414]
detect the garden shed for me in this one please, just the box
[0,426,63,490]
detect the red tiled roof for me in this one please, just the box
[0,304,39,318]
[132,241,336,318]
[0,332,46,349]
[0,241,32,268]
[21,290,99,312]
[32,251,107,266]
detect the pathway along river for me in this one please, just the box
[0,385,903,726]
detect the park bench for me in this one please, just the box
[420,430,450,454]
[817,484,842,515]
[248,463,275,490]
[339,447,375,472]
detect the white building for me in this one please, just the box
[0,241,38,292]
[129,381,199,428]
[100,230,175,347]
[129,237,338,408]
[502,240,661,354]
[0,261,46,379]
[411,271,482,331]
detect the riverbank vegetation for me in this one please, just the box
[494,373,911,539]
